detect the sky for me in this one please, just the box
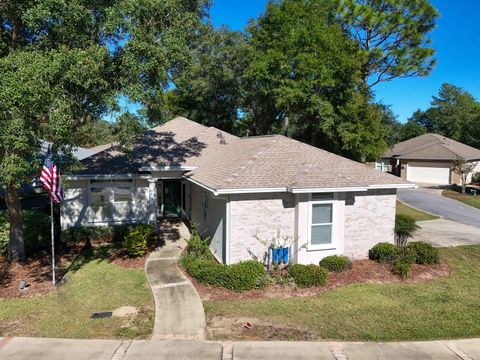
[210,0,480,123]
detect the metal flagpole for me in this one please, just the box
[50,197,55,285]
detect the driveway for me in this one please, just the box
[413,219,480,247]
[398,188,480,228]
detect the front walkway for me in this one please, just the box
[145,220,206,340]
[1,337,479,360]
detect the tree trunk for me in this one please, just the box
[5,184,25,262]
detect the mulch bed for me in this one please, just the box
[187,259,452,301]
[0,240,155,300]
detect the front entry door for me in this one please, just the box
[163,180,182,217]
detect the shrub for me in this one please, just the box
[289,264,328,287]
[407,241,440,265]
[473,172,480,184]
[395,214,419,247]
[61,224,133,243]
[185,232,213,260]
[181,255,227,287]
[181,255,265,292]
[319,255,352,272]
[122,225,154,257]
[395,246,417,264]
[225,260,266,291]
[369,242,398,263]
[392,259,412,279]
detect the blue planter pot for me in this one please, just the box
[282,247,289,264]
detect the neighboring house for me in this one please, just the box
[376,133,480,185]
[61,117,413,264]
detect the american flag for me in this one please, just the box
[40,149,64,204]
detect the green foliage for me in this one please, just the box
[61,224,135,243]
[395,214,420,246]
[225,261,266,292]
[339,0,438,89]
[368,242,398,263]
[245,0,387,161]
[166,25,249,134]
[0,210,50,256]
[181,255,266,292]
[289,264,328,288]
[319,255,352,272]
[395,246,417,265]
[411,83,480,149]
[392,259,412,279]
[122,225,155,258]
[407,242,440,265]
[113,112,146,152]
[184,232,214,260]
[398,119,427,142]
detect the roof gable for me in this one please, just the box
[384,133,480,161]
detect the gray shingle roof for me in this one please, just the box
[384,133,480,161]
[77,116,410,191]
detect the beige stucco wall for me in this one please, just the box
[228,192,296,264]
[343,189,397,259]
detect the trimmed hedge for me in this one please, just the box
[407,241,440,265]
[368,242,398,263]
[185,232,213,260]
[395,246,417,264]
[289,264,328,287]
[122,225,155,257]
[181,255,266,292]
[60,224,134,243]
[319,255,352,272]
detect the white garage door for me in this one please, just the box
[407,163,451,185]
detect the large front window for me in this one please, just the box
[89,180,134,222]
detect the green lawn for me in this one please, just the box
[0,249,154,339]
[396,200,438,221]
[443,189,480,209]
[204,245,480,341]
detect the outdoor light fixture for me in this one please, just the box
[19,280,26,290]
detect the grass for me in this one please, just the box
[443,189,480,209]
[396,201,438,221]
[204,245,480,341]
[0,248,154,339]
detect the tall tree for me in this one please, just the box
[0,0,207,262]
[398,119,426,141]
[245,0,387,160]
[411,83,480,148]
[164,25,249,134]
[339,0,438,92]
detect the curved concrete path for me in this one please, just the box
[145,221,206,340]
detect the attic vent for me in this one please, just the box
[217,131,223,138]
[217,131,227,145]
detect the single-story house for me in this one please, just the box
[62,117,414,264]
[375,133,480,185]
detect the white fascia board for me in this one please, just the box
[65,174,150,180]
[139,165,197,172]
[215,187,287,195]
[184,177,218,194]
[368,183,416,189]
[289,187,368,193]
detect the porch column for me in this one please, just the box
[147,178,158,227]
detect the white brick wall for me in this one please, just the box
[343,189,396,259]
[228,192,296,264]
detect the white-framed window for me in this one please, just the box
[308,194,336,250]
[375,159,389,172]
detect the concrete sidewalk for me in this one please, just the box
[413,218,480,247]
[1,337,480,360]
[145,221,206,340]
